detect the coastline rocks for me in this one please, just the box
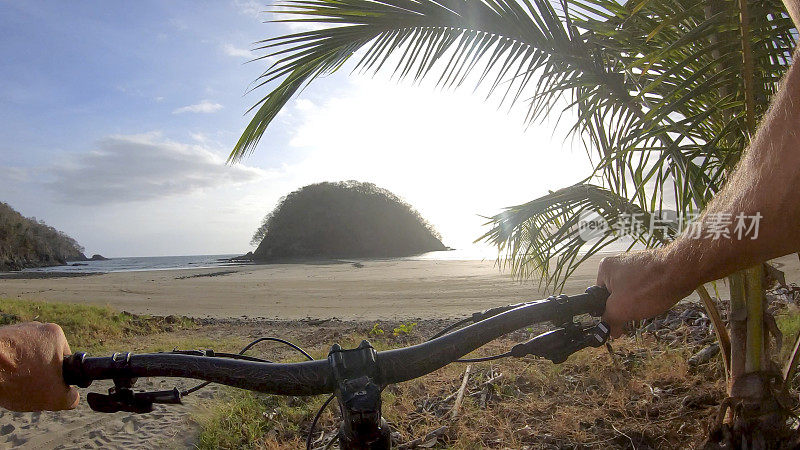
[225,252,254,263]
[1,252,67,272]
[89,254,108,261]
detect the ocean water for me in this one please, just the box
[20,247,500,274]
[23,254,242,274]
[19,243,620,274]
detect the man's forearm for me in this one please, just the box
[661,52,800,290]
[784,0,800,30]
[0,333,18,386]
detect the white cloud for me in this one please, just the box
[190,132,209,143]
[293,98,315,112]
[222,43,252,59]
[172,100,223,114]
[46,133,263,205]
[0,166,31,197]
[234,0,264,18]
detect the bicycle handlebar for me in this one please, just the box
[63,286,609,396]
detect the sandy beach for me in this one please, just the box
[0,257,604,320]
[3,254,800,321]
[3,254,800,449]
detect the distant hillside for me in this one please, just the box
[0,202,86,271]
[252,181,447,259]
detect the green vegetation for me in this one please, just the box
[777,311,800,361]
[0,297,195,353]
[195,391,328,449]
[392,321,417,337]
[0,201,86,271]
[369,323,385,336]
[252,181,446,259]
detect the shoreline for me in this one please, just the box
[0,258,597,320]
[0,247,629,278]
[2,254,798,320]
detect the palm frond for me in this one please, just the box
[479,182,677,291]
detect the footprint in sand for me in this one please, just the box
[5,378,204,449]
[122,415,141,433]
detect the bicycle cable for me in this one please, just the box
[427,317,473,340]
[306,393,336,450]
[240,337,315,360]
[175,334,335,449]
[181,336,314,396]
[456,352,512,363]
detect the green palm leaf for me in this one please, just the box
[478,182,677,290]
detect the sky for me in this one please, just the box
[0,0,593,257]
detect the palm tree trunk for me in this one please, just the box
[706,0,790,446]
[717,268,777,447]
[728,271,747,391]
[728,265,765,398]
[727,0,762,413]
[744,266,764,374]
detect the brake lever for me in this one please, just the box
[509,321,610,364]
[87,387,183,414]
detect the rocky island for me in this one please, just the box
[250,181,447,260]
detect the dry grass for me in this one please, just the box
[381,338,722,448]
[0,297,732,448]
[194,322,727,449]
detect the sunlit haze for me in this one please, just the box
[0,1,593,257]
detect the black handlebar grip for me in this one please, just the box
[63,352,93,388]
[581,285,610,317]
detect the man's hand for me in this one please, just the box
[596,250,697,337]
[0,322,80,411]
